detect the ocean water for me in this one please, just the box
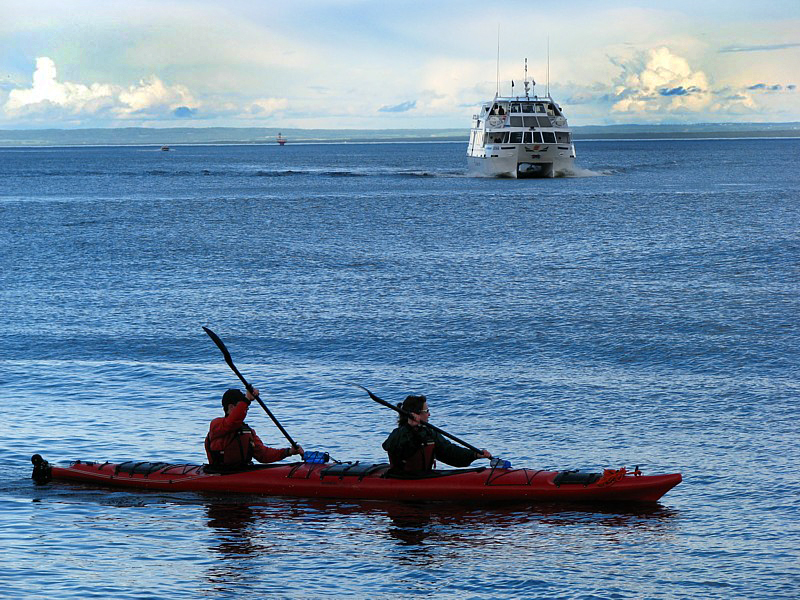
[0,138,798,599]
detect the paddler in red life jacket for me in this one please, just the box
[382,395,492,474]
[205,388,304,468]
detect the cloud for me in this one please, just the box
[173,106,195,118]
[720,43,800,53]
[599,46,798,120]
[747,83,787,92]
[3,57,198,121]
[248,97,289,116]
[659,86,702,97]
[378,100,417,113]
[5,57,115,116]
[611,47,711,115]
[116,75,196,117]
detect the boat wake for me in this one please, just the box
[253,168,465,178]
[556,166,611,178]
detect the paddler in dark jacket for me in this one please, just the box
[205,388,303,468]
[382,394,492,474]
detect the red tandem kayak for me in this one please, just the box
[32,455,681,505]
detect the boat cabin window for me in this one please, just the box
[510,103,521,113]
[487,132,508,144]
[542,132,556,144]
[547,103,557,116]
[535,103,545,113]
[523,116,538,128]
[533,131,543,143]
[490,103,508,115]
[556,131,571,144]
[522,104,535,113]
[509,132,523,143]
[537,116,553,128]
[523,131,533,143]
[510,116,523,127]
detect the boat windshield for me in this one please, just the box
[508,103,538,114]
[487,132,508,144]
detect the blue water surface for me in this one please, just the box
[1,139,798,598]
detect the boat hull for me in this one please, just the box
[36,458,682,505]
[467,148,575,179]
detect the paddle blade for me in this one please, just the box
[349,382,387,406]
[203,326,250,389]
[202,326,232,363]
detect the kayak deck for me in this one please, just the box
[33,456,682,505]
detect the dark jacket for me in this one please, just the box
[382,423,478,473]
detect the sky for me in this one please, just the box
[1,0,798,129]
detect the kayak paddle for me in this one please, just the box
[352,383,510,468]
[202,326,302,454]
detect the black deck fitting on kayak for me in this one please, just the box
[320,462,390,481]
[553,470,601,487]
[31,454,52,484]
[114,461,173,477]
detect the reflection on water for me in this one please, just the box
[204,502,266,592]
[196,494,681,594]
[201,494,679,554]
[206,503,263,557]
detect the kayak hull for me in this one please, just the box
[36,458,682,505]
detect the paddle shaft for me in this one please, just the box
[354,384,483,455]
[203,327,298,449]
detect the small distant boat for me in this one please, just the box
[276,133,287,146]
[467,59,576,178]
[160,145,170,151]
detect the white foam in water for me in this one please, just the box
[556,165,609,177]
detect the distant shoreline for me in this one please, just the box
[2,136,800,151]
[0,123,798,147]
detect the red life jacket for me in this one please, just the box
[392,440,436,473]
[205,425,256,466]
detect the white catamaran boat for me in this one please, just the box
[467,60,576,178]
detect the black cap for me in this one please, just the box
[222,388,247,408]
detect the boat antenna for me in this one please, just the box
[546,36,550,97]
[495,24,500,97]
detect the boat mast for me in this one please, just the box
[546,36,550,97]
[524,58,530,99]
[495,25,500,98]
